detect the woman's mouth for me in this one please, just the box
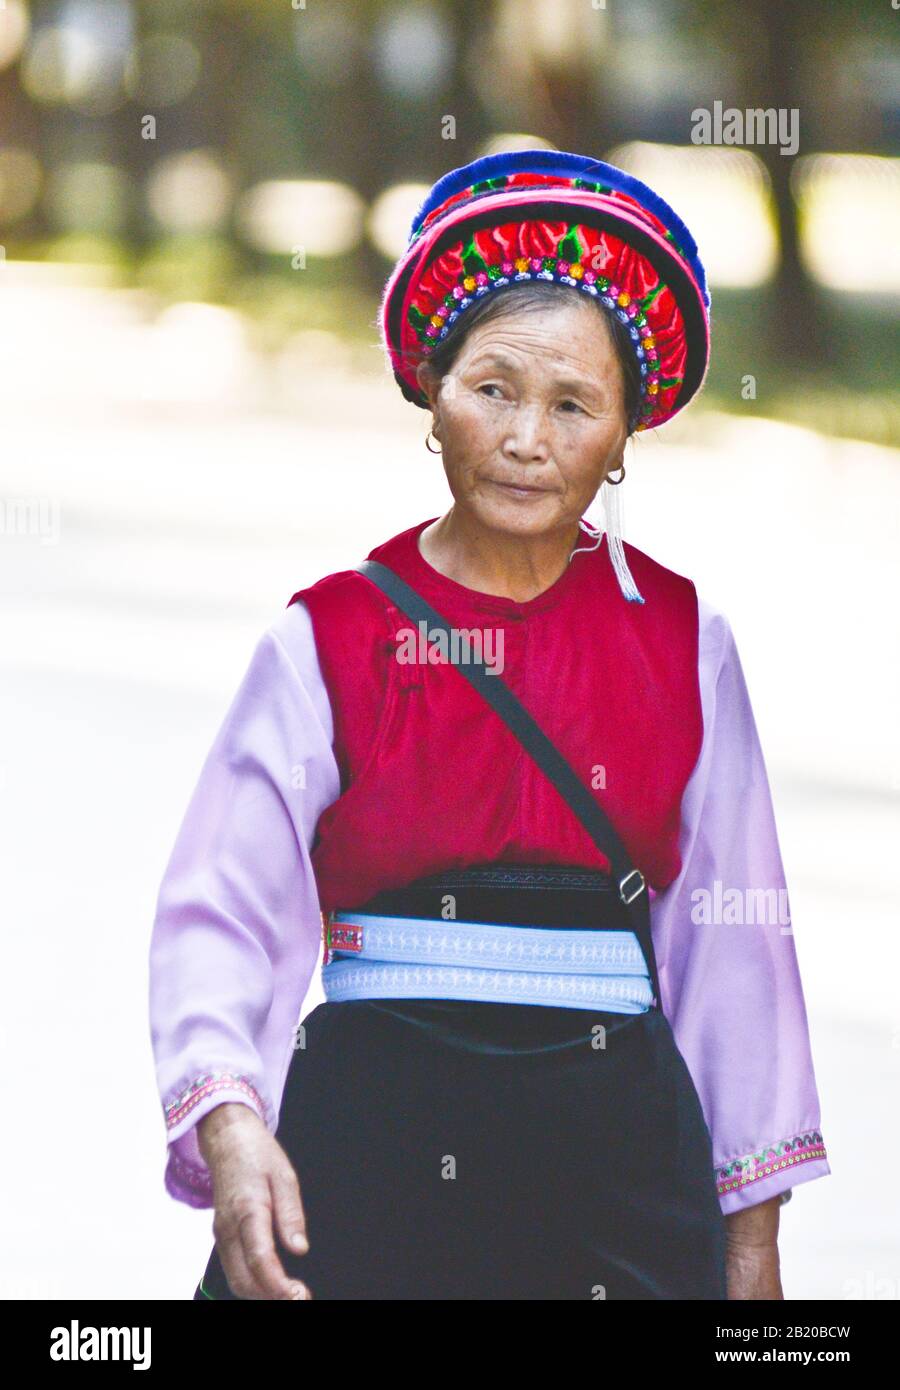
[488,479,550,499]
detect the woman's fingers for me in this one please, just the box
[213,1183,310,1300]
[236,1202,308,1300]
[214,1228,258,1301]
[269,1154,310,1259]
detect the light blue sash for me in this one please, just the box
[322,911,653,1013]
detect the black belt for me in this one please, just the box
[358,862,635,931]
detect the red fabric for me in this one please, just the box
[288,519,702,912]
[407,218,685,429]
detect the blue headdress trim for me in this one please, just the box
[408,148,709,309]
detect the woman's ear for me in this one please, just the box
[415,360,440,411]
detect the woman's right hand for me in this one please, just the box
[197,1102,312,1300]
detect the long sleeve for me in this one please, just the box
[148,599,341,1208]
[649,598,831,1218]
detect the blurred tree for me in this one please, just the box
[683,0,898,368]
[743,0,823,368]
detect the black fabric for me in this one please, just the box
[361,861,634,932]
[192,864,725,1302]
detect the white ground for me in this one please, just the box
[0,277,897,1299]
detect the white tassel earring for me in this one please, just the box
[567,461,645,603]
[569,461,645,604]
[601,467,644,604]
[569,517,603,559]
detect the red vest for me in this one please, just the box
[288,518,702,912]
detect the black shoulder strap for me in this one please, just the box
[356,557,662,1010]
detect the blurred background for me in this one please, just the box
[0,0,897,1301]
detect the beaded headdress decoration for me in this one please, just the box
[379,149,711,601]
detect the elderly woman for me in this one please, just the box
[149,150,830,1301]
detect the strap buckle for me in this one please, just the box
[618,869,645,905]
[323,914,365,964]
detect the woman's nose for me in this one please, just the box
[503,404,549,461]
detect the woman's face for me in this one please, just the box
[416,296,628,540]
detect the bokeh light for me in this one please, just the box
[0,0,30,71]
[793,153,900,293]
[368,182,429,259]
[21,0,133,114]
[478,132,556,156]
[146,150,232,235]
[609,141,778,287]
[237,180,365,257]
[373,4,450,98]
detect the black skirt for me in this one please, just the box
[193,996,727,1301]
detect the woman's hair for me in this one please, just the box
[416,279,642,435]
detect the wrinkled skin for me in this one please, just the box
[415,294,629,602]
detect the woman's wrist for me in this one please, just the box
[724,1193,781,1247]
[197,1101,265,1157]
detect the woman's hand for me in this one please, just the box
[724,1194,784,1300]
[197,1102,312,1300]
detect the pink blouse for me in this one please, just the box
[148,592,831,1218]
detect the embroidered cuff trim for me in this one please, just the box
[164,1071,268,1131]
[715,1130,826,1197]
[168,1146,214,1203]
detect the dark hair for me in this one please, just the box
[415,279,642,435]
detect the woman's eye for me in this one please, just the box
[559,399,584,414]
[478,383,504,398]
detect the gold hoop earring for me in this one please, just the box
[606,464,625,485]
[425,428,442,454]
